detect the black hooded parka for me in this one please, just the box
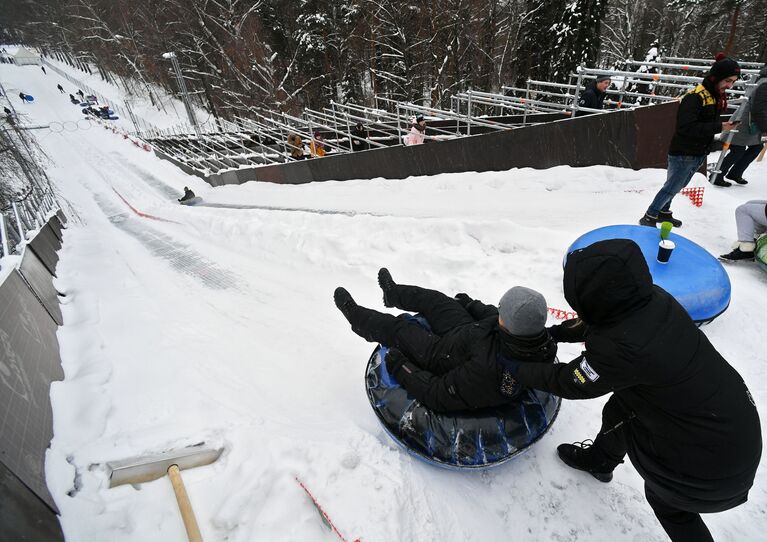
[515,239,761,511]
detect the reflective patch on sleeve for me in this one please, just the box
[572,369,586,384]
[580,358,600,382]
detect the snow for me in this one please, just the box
[41,55,208,132]
[2,60,767,542]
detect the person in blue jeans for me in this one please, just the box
[640,54,741,227]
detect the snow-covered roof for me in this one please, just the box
[13,47,40,65]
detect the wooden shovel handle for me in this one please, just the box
[167,464,203,542]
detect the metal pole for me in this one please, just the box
[164,52,200,137]
[467,91,472,136]
[0,212,10,257]
[12,203,25,244]
[305,111,315,157]
[396,103,403,144]
[572,65,585,116]
[523,81,531,125]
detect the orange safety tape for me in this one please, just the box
[111,188,180,224]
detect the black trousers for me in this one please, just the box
[592,397,713,542]
[721,144,764,179]
[348,285,474,373]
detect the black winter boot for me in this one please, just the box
[334,287,358,321]
[638,213,658,227]
[712,178,732,187]
[658,210,682,228]
[378,268,398,308]
[719,242,755,262]
[726,175,748,185]
[557,440,619,483]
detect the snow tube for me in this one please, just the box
[24,95,34,102]
[179,196,201,206]
[756,234,767,274]
[365,315,561,470]
[567,225,731,324]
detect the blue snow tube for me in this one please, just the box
[567,225,731,324]
[365,315,561,470]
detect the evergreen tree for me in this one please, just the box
[551,0,609,82]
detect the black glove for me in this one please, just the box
[454,293,473,307]
[385,348,410,375]
[548,317,588,343]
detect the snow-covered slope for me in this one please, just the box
[2,61,765,542]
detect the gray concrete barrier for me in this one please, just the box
[0,213,67,539]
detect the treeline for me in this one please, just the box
[2,0,765,121]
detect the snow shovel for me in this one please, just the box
[106,443,223,542]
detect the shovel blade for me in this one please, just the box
[107,444,222,488]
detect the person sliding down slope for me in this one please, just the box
[178,187,196,203]
[334,269,556,412]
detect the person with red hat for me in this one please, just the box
[640,54,741,228]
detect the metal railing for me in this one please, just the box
[1,187,60,260]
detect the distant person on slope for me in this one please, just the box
[405,114,427,145]
[334,269,557,412]
[57,83,65,93]
[41,65,46,75]
[719,200,767,262]
[4,106,14,126]
[178,187,196,203]
[502,239,761,542]
[719,64,767,185]
[18,92,26,103]
[574,74,611,117]
[639,54,741,228]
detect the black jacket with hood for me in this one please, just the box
[391,298,557,413]
[514,239,761,511]
[574,84,606,117]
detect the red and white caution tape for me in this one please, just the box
[295,476,360,542]
[548,307,577,320]
[97,118,152,152]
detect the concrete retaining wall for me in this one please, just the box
[0,212,67,540]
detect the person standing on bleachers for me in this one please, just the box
[351,122,370,151]
[574,75,611,117]
[287,133,305,160]
[405,114,427,145]
[310,132,326,158]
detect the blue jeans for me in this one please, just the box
[646,155,706,217]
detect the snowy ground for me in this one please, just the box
[2,61,766,542]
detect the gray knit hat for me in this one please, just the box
[498,286,548,336]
